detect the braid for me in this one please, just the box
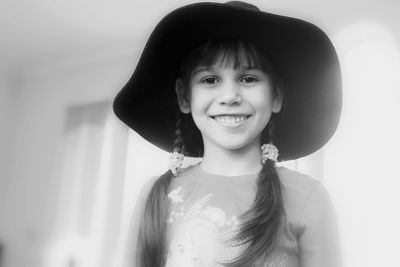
[137,112,186,267]
[137,170,172,267]
[179,113,204,157]
[225,119,284,266]
[261,118,274,144]
[173,113,185,153]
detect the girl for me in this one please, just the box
[114,1,342,267]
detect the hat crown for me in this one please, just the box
[225,1,260,11]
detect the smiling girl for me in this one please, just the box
[114,2,342,267]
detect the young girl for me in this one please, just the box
[114,1,342,267]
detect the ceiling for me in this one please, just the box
[1,0,399,75]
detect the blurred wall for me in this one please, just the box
[0,50,138,267]
[0,74,16,267]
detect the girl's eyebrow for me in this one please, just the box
[191,66,215,77]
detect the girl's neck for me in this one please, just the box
[200,141,263,176]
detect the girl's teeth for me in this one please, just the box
[214,115,247,123]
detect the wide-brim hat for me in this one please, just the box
[113,1,342,161]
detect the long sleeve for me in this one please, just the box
[298,182,342,267]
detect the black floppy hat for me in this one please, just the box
[113,1,342,161]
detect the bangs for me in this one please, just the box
[197,39,263,70]
[178,39,273,85]
[177,39,284,99]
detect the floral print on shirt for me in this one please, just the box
[166,187,242,266]
[166,186,289,267]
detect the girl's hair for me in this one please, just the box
[136,39,285,267]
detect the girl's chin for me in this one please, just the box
[203,136,262,152]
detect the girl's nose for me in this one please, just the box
[217,82,242,105]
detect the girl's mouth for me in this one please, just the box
[210,114,251,127]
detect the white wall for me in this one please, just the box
[0,49,138,267]
[0,74,16,266]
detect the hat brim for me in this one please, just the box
[113,2,342,161]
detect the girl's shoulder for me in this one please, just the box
[276,166,322,193]
[276,166,334,222]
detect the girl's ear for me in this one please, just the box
[272,88,283,113]
[175,79,191,114]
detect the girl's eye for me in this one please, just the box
[201,77,219,85]
[240,76,258,84]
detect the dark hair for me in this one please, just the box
[136,39,285,266]
[178,39,283,101]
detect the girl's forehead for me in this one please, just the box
[215,48,256,66]
[192,64,261,74]
[192,52,259,72]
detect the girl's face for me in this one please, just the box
[176,51,282,153]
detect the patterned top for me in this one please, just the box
[124,163,341,267]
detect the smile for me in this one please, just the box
[210,114,251,127]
